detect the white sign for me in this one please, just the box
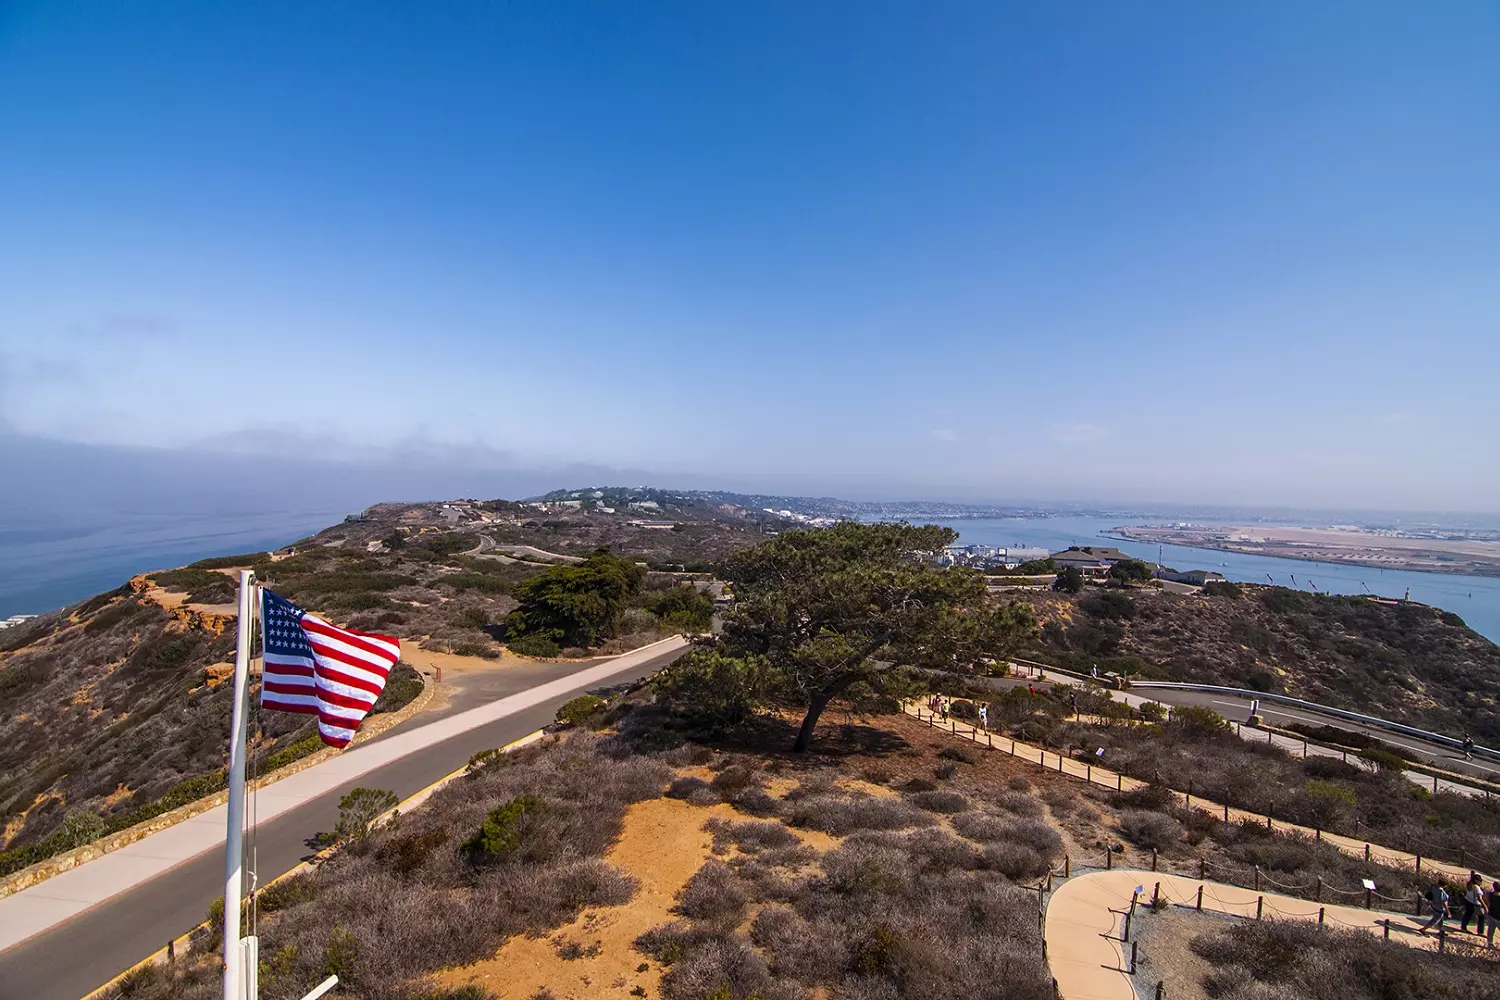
[1362,879,1376,891]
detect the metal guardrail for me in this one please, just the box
[1124,680,1500,763]
[1006,658,1500,764]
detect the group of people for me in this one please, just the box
[1420,872,1500,945]
[926,694,989,731]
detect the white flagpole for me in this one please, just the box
[223,570,256,1000]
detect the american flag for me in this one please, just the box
[259,589,401,748]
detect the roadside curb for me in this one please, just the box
[0,673,438,901]
[78,726,550,1000]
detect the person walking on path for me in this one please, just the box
[1462,733,1475,760]
[1486,881,1500,946]
[1461,873,1484,932]
[978,704,988,730]
[1420,881,1451,935]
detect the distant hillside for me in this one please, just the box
[0,496,766,867]
[528,485,1060,522]
[1017,583,1500,741]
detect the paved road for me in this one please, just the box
[0,644,687,1000]
[1139,686,1500,785]
[1000,666,1499,793]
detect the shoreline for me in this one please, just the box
[1109,528,1500,580]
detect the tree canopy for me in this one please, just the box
[690,521,1036,751]
[1108,558,1154,584]
[1053,565,1085,593]
[504,548,643,648]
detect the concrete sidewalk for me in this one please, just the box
[0,635,687,955]
[1045,868,1458,1000]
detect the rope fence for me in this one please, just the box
[905,703,1498,887]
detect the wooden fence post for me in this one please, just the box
[1256,896,1264,921]
[1318,906,1325,925]
[1196,885,1203,911]
[1151,849,1158,872]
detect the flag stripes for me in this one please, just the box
[259,589,401,748]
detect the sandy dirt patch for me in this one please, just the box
[432,795,738,999]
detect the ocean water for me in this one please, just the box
[0,507,350,618]
[930,516,1500,646]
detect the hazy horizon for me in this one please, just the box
[3,3,1497,511]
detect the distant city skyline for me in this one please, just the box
[2,2,1497,511]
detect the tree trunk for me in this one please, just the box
[793,688,837,752]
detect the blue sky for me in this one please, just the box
[2,2,1497,509]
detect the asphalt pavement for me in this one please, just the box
[1003,664,1500,788]
[0,644,687,1000]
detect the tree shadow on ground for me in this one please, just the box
[610,699,911,768]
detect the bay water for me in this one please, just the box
[932,516,1500,646]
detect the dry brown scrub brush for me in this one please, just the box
[101,733,670,1000]
[1190,918,1496,1000]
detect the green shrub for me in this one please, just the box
[371,664,423,714]
[59,808,106,849]
[1358,748,1407,772]
[322,927,357,980]
[334,787,399,843]
[508,634,562,658]
[465,795,545,861]
[257,873,320,913]
[149,568,227,593]
[452,606,491,630]
[1203,580,1242,598]
[556,695,605,727]
[1166,704,1231,740]
[648,585,714,631]
[651,649,773,730]
[188,553,267,570]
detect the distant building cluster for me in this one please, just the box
[763,508,841,528]
[0,614,38,631]
[937,545,1050,570]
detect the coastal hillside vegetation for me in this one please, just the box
[0,498,754,869]
[1018,584,1500,741]
[102,679,1493,1000]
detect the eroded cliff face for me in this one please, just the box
[127,574,234,636]
[0,577,297,859]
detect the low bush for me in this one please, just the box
[507,635,561,658]
[676,860,747,924]
[1116,809,1181,851]
[936,745,975,764]
[1191,918,1496,1000]
[556,695,605,727]
[907,790,971,813]
[334,787,398,844]
[949,812,1062,858]
[464,795,546,861]
[785,794,936,837]
[704,817,799,854]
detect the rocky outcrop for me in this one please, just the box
[127,575,234,636]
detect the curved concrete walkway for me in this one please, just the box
[904,704,1495,888]
[1045,868,1464,1000]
